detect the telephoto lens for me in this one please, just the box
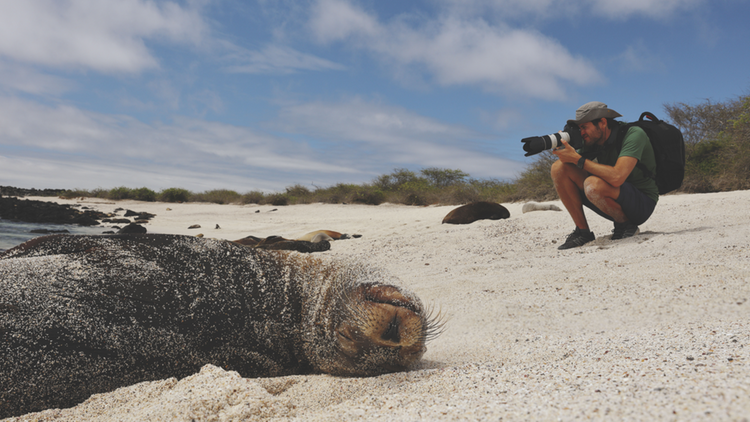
[521,132,569,157]
[520,123,582,157]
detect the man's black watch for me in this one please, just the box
[577,156,586,169]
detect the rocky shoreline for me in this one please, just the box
[0,186,66,198]
[0,196,107,226]
[1,187,157,232]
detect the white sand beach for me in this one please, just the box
[7,191,750,421]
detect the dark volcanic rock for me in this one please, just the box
[137,212,156,220]
[0,197,106,226]
[117,223,147,234]
[123,210,155,220]
[102,218,132,224]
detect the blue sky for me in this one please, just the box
[1,0,748,193]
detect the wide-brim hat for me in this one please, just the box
[567,101,622,125]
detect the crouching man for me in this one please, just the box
[552,101,658,250]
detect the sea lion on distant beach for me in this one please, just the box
[0,234,442,418]
[521,202,562,213]
[296,230,351,242]
[233,235,331,253]
[442,201,510,225]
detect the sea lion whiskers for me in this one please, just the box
[335,277,445,346]
[417,305,447,343]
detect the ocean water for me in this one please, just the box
[0,219,109,254]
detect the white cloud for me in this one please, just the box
[276,98,478,144]
[0,61,73,95]
[0,97,360,192]
[0,95,524,190]
[588,0,703,19]
[435,0,569,20]
[480,108,526,131]
[436,0,703,20]
[308,0,602,99]
[611,41,667,74]
[0,0,208,73]
[223,44,346,74]
[274,98,526,179]
[309,0,380,43]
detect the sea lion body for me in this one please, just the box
[0,234,439,418]
[296,230,350,242]
[442,201,510,224]
[521,202,562,213]
[232,235,331,253]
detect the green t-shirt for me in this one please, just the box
[579,121,659,203]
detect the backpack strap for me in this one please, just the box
[616,116,656,180]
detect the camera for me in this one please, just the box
[521,122,583,157]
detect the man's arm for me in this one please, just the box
[553,140,637,187]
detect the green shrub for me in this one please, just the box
[308,183,354,203]
[90,188,109,198]
[265,193,289,206]
[420,167,469,188]
[132,187,157,202]
[285,184,313,204]
[372,168,420,190]
[352,187,386,205]
[108,186,132,200]
[436,184,481,204]
[667,93,750,193]
[197,189,241,204]
[508,152,558,202]
[241,191,265,204]
[60,189,89,199]
[159,188,191,203]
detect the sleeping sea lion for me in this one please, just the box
[442,201,510,224]
[0,234,442,418]
[521,202,562,213]
[232,235,331,253]
[295,230,351,242]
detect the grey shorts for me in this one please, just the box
[581,181,656,226]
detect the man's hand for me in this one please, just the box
[551,139,581,165]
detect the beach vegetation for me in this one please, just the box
[266,193,289,206]
[107,187,157,202]
[108,187,131,200]
[158,188,191,203]
[241,191,265,204]
[60,188,94,198]
[284,185,313,204]
[193,189,241,204]
[132,187,158,202]
[666,92,750,192]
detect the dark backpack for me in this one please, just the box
[618,111,686,195]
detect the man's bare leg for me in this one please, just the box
[551,160,590,229]
[583,176,628,223]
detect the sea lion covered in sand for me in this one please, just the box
[232,234,332,253]
[0,234,442,418]
[442,201,510,225]
[296,229,350,242]
[521,202,562,213]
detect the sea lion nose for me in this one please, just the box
[380,316,401,343]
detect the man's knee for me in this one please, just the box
[584,176,615,201]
